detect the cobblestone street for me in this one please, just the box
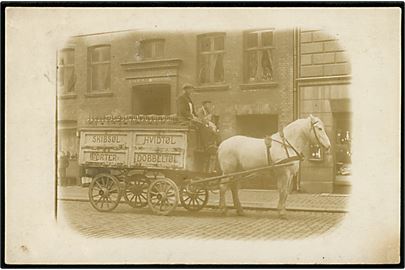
[60,200,346,240]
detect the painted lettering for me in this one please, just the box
[91,135,121,144]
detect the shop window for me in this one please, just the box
[88,45,111,92]
[335,113,352,176]
[244,30,274,83]
[309,144,324,161]
[58,48,76,93]
[140,39,164,59]
[197,33,225,85]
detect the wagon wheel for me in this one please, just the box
[180,180,209,212]
[124,174,149,208]
[147,178,179,216]
[88,173,122,212]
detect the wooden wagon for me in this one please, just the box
[78,114,295,215]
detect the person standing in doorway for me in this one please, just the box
[58,151,69,186]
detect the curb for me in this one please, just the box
[58,198,348,214]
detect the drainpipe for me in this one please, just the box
[293,27,302,191]
[293,27,299,120]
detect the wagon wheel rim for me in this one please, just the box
[124,175,149,208]
[180,180,209,212]
[88,174,121,212]
[147,178,178,216]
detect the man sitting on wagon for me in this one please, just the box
[177,83,198,121]
[177,84,219,173]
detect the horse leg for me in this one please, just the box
[277,172,289,219]
[230,181,244,216]
[277,171,294,219]
[219,183,228,215]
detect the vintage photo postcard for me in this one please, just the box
[4,6,402,265]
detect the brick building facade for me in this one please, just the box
[57,28,352,193]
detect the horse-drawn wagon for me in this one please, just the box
[79,114,331,217]
[79,114,220,215]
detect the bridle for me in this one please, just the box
[310,120,325,148]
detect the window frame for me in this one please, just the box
[57,48,76,95]
[197,32,226,86]
[140,39,165,60]
[87,45,111,93]
[243,29,275,83]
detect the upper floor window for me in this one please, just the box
[244,30,274,83]
[197,33,225,85]
[58,48,75,93]
[88,45,111,92]
[140,39,164,59]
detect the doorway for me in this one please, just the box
[236,114,278,138]
[132,84,171,115]
[236,114,278,189]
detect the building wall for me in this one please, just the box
[297,29,351,193]
[58,28,294,164]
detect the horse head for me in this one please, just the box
[308,114,331,152]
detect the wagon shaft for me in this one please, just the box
[189,161,296,186]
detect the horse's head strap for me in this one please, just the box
[310,120,322,146]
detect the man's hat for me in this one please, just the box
[182,83,194,90]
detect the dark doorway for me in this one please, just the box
[132,84,171,115]
[236,114,278,189]
[236,114,278,138]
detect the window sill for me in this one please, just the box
[194,84,229,91]
[308,158,324,162]
[84,92,113,98]
[58,93,77,99]
[239,81,278,90]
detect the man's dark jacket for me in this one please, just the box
[177,94,196,119]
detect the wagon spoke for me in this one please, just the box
[95,181,103,190]
[95,196,103,205]
[106,197,111,207]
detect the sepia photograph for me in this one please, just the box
[4,5,402,265]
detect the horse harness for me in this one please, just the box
[265,120,323,165]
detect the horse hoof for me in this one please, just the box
[236,210,246,216]
[218,208,228,216]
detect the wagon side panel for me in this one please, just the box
[78,130,131,168]
[129,130,187,170]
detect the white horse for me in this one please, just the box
[217,115,331,218]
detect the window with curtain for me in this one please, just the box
[88,45,111,92]
[244,30,274,82]
[58,48,76,93]
[140,39,165,59]
[197,33,225,85]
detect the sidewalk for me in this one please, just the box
[58,186,349,213]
